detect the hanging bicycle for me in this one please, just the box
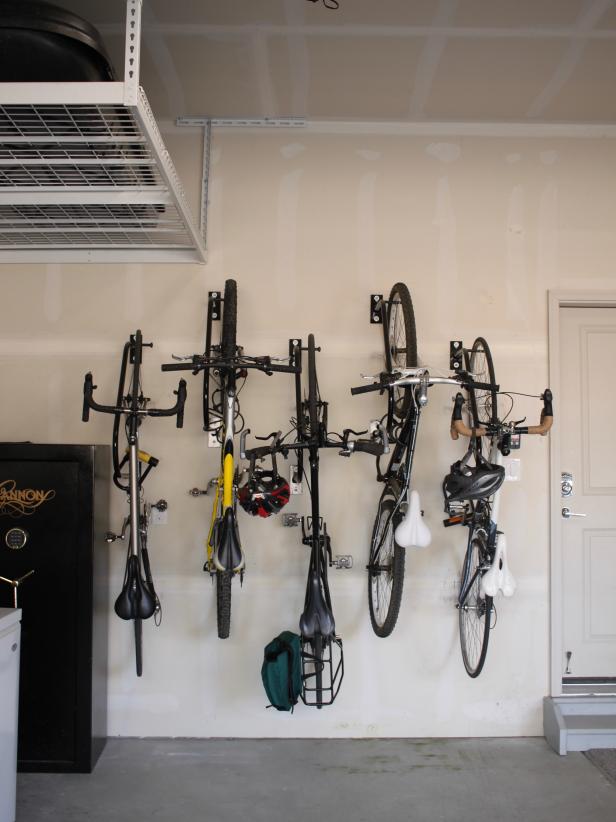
[83,329,187,676]
[443,336,553,677]
[243,334,384,707]
[350,286,502,638]
[161,279,298,639]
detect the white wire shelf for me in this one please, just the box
[0,2,206,264]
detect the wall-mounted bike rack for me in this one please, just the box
[370,294,384,324]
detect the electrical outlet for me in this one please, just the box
[208,429,220,448]
[150,508,168,525]
[504,458,521,482]
[290,464,302,494]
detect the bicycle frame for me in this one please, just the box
[83,330,186,675]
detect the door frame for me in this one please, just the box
[548,289,616,695]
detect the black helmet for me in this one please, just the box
[238,468,290,518]
[443,454,505,503]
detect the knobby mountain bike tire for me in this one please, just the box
[385,282,417,421]
[222,279,237,359]
[467,337,498,429]
[458,529,492,677]
[134,617,143,677]
[368,495,405,637]
[216,570,232,639]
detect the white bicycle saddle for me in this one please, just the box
[394,490,431,549]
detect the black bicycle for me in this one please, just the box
[161,279,298,639]
[83,330,186,676]
[444,337,553,677]
[351,286,501,638]
[242,334,372,707]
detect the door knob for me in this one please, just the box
[561,507,587,519]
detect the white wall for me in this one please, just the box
[1,126,616,738]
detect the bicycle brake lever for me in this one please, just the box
[240,429,250,459]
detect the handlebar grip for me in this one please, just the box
[351,382,383,396]
[82,373,93,422]
[465,379,500,392]
[176,379,187,428]
[543,388,553,417]
[452,392,465,421]
[352,439,385,456]
[161,362,195,372]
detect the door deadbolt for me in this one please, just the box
[561,472,574,498]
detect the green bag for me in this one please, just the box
[261,631,302,712]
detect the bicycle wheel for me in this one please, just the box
[385,282,417,420]
[307,333,319,438]
[134,617,143,677]
[368,495,405,637]
[216,571,232,639]
[467,337,498,427]
[458,529,492,677]
[222,279,237,359]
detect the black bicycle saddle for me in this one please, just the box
[114,555,157,621]
[300,571,335,639]
[213,508,245,572]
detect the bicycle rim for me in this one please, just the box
[222,279,237,359]
[386,283,417,420]
[216,571,232,639]
[134,618,143,677]
[467,337,498,427]
[368,496,405,637]
[458,532,492,677]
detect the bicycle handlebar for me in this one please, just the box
[450,388,553,440]
[350,370,499,397]
[161,356,299,376]
[82,372,188,428]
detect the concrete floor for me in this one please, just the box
[17,738,616,822]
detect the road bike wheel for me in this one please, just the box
[307,333,319,438]
[385,282,417,421]
[216,571,232,639]
[467,337,498,427]
[458,530,492,677]
[368,496,405,637]
[134,618,143,677]
[222,279,237,359]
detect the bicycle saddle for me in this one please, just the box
[213,508,245,573]
[114,555,157,620]
[299,571,335,639]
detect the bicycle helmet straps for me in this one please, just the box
[114,555,157,620]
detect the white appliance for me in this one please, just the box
[0,609,21,822]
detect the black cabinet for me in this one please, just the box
[0,444,110,773]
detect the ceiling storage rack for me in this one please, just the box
[0,0,206,264]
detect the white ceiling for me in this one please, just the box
[59,0,616,124]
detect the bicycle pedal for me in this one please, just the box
[333,555,353,570]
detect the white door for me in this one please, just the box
[560,306,616,682]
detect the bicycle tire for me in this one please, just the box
[368,496,405,637]
[307,334,319,439]
[222,279,237,359]
[385,282,417,421]
[216,571,232,639]
[467,337,498,428]
[458,530,492,677]
[134,617,143,677]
